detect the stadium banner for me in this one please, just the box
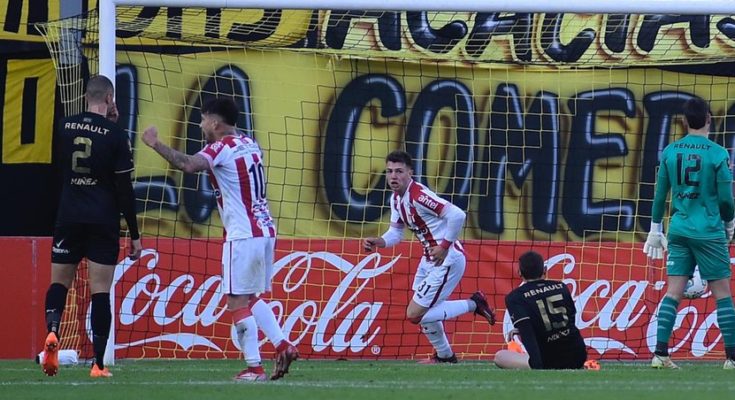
[0,0,62,45]
[1,236,729,360]
[110,9,735,65]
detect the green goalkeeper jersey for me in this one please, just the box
[652,134,734,239]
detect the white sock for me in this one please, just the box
[233,308,261,367]
[420,300,474,324]
[420,321,453,358]
[251,299,287,349]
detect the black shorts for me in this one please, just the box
[541,343,588,370]
[51,222,120,265]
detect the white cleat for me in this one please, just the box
[651,354,679,369]
[724,359,735,370]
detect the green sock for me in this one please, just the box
[717,297,735,352]
[655,296,680,354]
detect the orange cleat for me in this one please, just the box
[507,341,525,354]
[90,364,113,378]
[584,360,601,371]
[42,332,59,377]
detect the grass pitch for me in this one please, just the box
[2,359,735,400]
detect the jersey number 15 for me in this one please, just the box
[535,294,570,332]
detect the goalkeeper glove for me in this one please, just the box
[643,222,667,260]
[726,219,735,242]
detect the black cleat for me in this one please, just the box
[271,344,299,380]
[470,291,496,325]
[417,353,458,364]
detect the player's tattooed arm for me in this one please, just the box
[155,143,208,173]
[142,126,209,173]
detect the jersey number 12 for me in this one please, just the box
[676,153,701,187]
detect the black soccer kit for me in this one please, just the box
[505,279,587,369]
[52,112,134,265]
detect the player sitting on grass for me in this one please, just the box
[494,251,587,369]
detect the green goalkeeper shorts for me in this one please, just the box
[666,233,731,281]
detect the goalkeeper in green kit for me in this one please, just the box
[644,97,735,369]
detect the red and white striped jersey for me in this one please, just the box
[388,180,462,254]
[197,133,276,241]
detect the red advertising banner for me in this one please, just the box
[1,238,728,360]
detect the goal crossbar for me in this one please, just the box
[99,0,735,81]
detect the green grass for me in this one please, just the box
[2,359,735,400]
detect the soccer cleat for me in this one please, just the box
[584,360,601,370]
[724,359,735,370]
[234,366,267,382]
[417,353,458,364]
[470,291,497,325]
[42,332,59,377]
[651,354,680,369]
[271,343,299,380]
[507,341,525,354]
[90,364,113,378]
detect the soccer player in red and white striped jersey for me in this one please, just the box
[142,98,297,381]
[363,150,497,364]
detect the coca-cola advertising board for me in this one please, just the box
[1,238,729,360]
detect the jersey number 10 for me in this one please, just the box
[248,162,267,201]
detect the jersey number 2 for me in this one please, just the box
[71,137,92,174]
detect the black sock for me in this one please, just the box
[726,346,735,361]
[654,342,669,357]
[91,293,111,369]
[45,283,68,335]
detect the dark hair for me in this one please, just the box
[86,75,113,103]
[683,97,710,130]
[201,98,239,126]
[385,150,413,169]
[518,251,545,280]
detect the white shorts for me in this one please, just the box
[411,248,466,308]
[222,237,276,295]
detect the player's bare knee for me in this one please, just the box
[227,294,253,310]
[664,293,683,302]
[493,351,507,368]
[406,306,426,324]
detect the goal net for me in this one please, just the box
[35,3,735,363]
